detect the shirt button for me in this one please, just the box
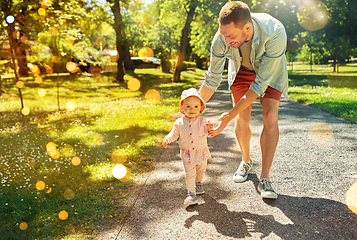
[189,125,191,127]
[190,133,192,135]
[191,140,193,143]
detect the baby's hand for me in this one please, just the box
[162,138,169,148]
[206,120,214,132]
[170,112,184,119]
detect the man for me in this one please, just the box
[201,1,288,199]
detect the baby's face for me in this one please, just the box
[182,96,202,118]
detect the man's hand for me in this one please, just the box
[170,112,184,119]
[208,112,230,137]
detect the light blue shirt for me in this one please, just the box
[202,13,289,100]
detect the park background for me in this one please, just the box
[0,0,356,239]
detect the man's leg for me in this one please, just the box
[258,97,280,199]
[234,103,253,163]
[260,98,280,180]
[232,97,253,183]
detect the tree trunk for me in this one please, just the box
[110,0,134,82]
[172,0,197,83]
[2,3,29,77]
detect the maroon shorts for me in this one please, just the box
[231,67,282,104]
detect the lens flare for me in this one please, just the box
[71,156,81,166]
[145,89,160,104]
[6,15,15,24]
[112,164,127,179]
[64,189,75,200]
[66,61,78,73]
[46,67,53,74]
[59,210,68,220]
[38,8,46,16]
[138,47,154,58]
[46,187,52,194]
[36,181,46,190]
[127,78,141,91]
[38,89,46,97]
[297,0,329,31]
[16,81,24,89]
[21,107,30,116]
[308,122,333,146]
[19,222,28,230]
[346,182,357,214]
[46,142,56,151]
[66,102,75,111]
[111,149,127,164]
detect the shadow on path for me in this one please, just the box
[184,174,357,239]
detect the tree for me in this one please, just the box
[172,0,198,82]
[107,0,134,83]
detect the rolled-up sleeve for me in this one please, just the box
[250,24,287,97]
[202,31,227,91]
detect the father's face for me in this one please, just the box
[220,22,250,48]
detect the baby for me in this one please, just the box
[163,88,213,206]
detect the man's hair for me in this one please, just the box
[219,1,252,28]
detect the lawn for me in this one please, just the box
[0,68,205,239]
[288,64,357,123]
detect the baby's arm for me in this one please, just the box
[163,120,180,148]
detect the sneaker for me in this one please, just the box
[195,182,205,195]
[184,192,198,206]
[258,178,278,199]
[233,160,252,183]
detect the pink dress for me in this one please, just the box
[164,115,211,164]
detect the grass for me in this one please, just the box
[288,63,357,123]
[0,68,205,239]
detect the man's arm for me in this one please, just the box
[199,85,215,103]
[209,89,258,137]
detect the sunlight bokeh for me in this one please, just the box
[297,0,329,31]
[16,81,24,89]
[64,189,75,200]
[71,156,81,166]
[138,47,154,59]
[19,222,28,230]
[145,89,160,104]
[35,76,43,83]
[38,89,46,97]
[36,180,46,190]
[66,61,78,73]
[346,182,357,215]
[38,8,46,16]
[112,164,127,179]
[59,210,68,220]
[21,107,30,116]
[127,78,141,91]
[6,15,15,24]
[66,102,75,111]
[308,122,333,146]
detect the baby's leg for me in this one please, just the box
[183,161,196,193]
[195,161,207,183]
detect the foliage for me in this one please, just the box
[288,63,357,123]
[0,67,205,239]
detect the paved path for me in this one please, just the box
[114,79,357,239]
